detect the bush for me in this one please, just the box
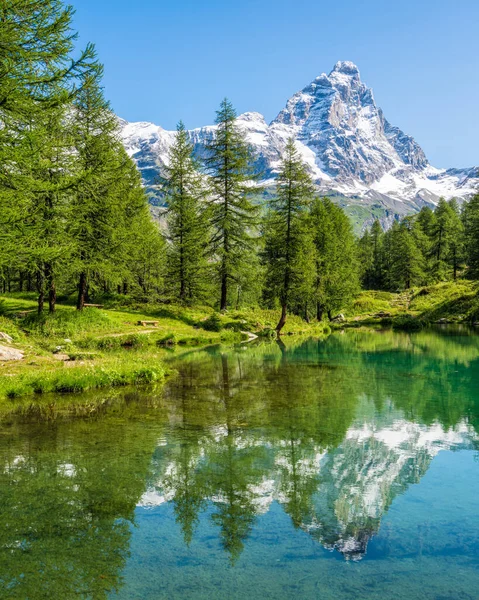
[200,313,223,332]
[392,315,423,331]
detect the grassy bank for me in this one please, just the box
[1,281,476,404]
[345,280,479,330]
[0,295,330,404]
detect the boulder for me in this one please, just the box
[0,345,23,361]
[331,314,346,323]
[0,332,13,344]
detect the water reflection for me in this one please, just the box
[142,332,479,563]
[0,328,478,597]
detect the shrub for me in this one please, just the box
[201,313,223,332]
[392,315,423,331]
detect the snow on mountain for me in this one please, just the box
[119,61,478,226]
[137,413,477,560]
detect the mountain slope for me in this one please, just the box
[120,61,478,229]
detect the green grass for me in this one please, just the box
[4,281,474,404]
[0,294,330,404]
[344,280,479,328]
[0,355,166,400]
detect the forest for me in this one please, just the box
[1,1,479,335]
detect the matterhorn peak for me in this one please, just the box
[120,60,479,228]
[331,60,360,76]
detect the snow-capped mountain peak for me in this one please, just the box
[119,61,478,228]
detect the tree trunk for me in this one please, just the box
[48,280,56,313]
[77,272,87,311]
[37,272,45,315]
[327,310,333,321]
[236,285,241,310]
[220,268,227,312]
[316,303,323,322]
[123,281,128,295]
[276,303,287,335]
[304,302,310,323]
[45,263,56,313]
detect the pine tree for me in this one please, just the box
[463,194,479,278]
[430,198,456,280]
[205,99,260,310]
[263,138,315,334]
[161,122,209,303]
[0,0,96,313]
[358,220,384,290]
[358,228,374,289]
[70,63,132,309]
[447,199,464,280]
[310,198,359,320]
[388,220,425,290]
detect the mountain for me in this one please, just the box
[119,61,478,230]
[138,409,477,561]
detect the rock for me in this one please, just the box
[0,332,13,344]
[53,353,70,362]
[64,338,72,344]
[331,314,346,323]
[53,346,65,354]
[0,345,23,361]
[240,331,258,342]
[436,318,450,324]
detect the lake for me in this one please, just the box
[1,328,478,599]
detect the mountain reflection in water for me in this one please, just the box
[1,328,478,599]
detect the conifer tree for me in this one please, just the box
[205,99,260,310]
[430,198,457,280]
[0,0,96,313]
[310,198,359,320]
[70,63,131,309]
[161,122,209,303]
[263,138,315,334]
[388,220,425,290]
[463,194,479,278]
[358,220,384,290]
[447,199,464,280]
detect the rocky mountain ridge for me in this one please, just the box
[120,61,478,229]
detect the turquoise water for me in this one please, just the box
[1,328,478,599]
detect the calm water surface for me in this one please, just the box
[1,328,478,599]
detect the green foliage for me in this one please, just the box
[392,315,424,331]
[311,197,360,319]
[263,138,315,332]
[161,122,210,303]
[205,99,261,310]
[201,313,224,332]
[463,194,479,278]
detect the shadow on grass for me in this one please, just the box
[417,293,479,323]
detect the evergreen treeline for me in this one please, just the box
[162,117,359,333]
[358,196,479,291]
[0,0,163,313]
[2,2,478,334]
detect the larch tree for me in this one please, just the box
[205,98,260,311]
[161,122,209,303]
[70,62,126,310]
[0,0,96,313]
[463,194,479,278]
[263,138,315,334]
[310,198,359,321]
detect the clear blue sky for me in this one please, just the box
[72,0,478,168]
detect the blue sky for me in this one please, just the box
[72,0,478,168]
